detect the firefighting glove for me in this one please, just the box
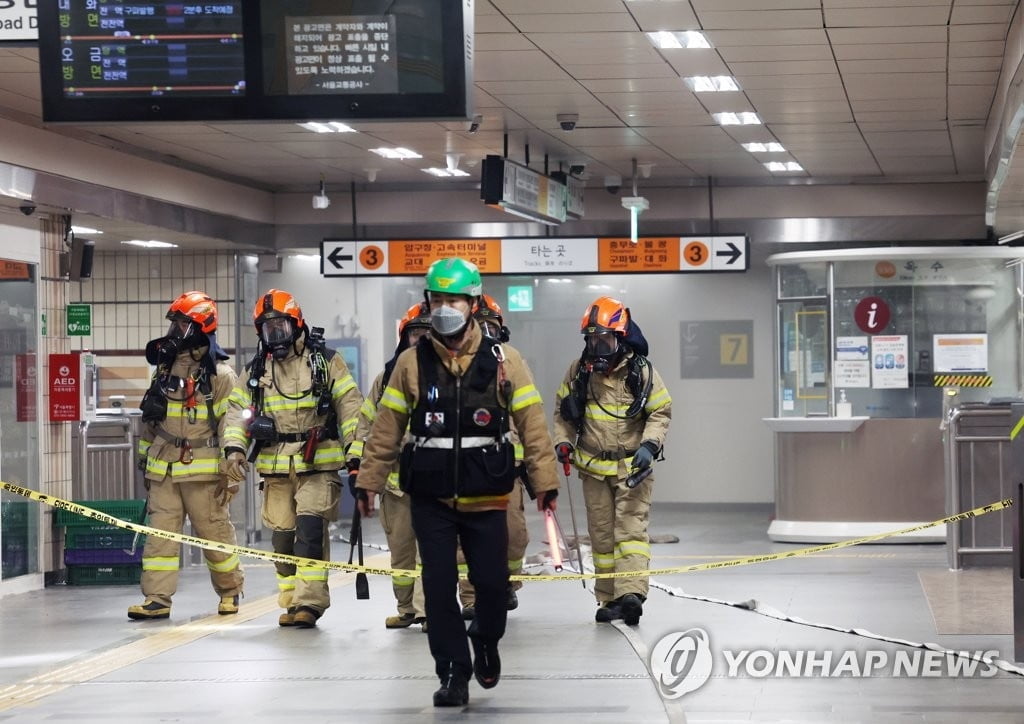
[223,448,250,483]
[555,442,573,465]
[631,441,659,471]
[346,458,361,499]
[540,489,558,511]
[213,477,239,506]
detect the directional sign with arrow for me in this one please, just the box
[711,237,747,270]
[321,241,355,276]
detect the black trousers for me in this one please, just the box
[410,496,509,681]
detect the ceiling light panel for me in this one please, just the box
[370,147,423,159]
[713,112,762,125]
[684,76,740,92]
[645,31,711,49]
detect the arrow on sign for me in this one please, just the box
[715,242,742,265]
[328,247,354,269]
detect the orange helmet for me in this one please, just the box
[167,290,217,335]
[399,302,431,336]
[580,296,628,336]
[253,289,304,329]
[473,294,504,325]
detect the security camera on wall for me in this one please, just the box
[604,175,622,195]
[557,113,579,131]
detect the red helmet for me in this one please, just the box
[399,302,431,336]
[167,291,217,335]
[253,289,305,330]
[580,296,628,336]
[473,294,504,325]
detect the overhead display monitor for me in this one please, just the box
[37,1,473,123]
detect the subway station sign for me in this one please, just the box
[321,236,748,277]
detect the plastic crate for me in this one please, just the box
[65,529,145,550]
[55,499,146,528]
[64,547,143,566]
[66,564,141,586]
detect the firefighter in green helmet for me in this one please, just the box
[356,257,559,708]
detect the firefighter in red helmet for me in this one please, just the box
[222,289,363,628]
[130,291,243,620]
[552,296,672,626]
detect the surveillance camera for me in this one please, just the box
[557,113,579,132]
[569,163,586,177]
[19,203,35,216]
[312,193,330,210]
[604,175,622,195]
[467,114,483,134]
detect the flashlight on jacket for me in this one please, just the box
[625,466,653,489]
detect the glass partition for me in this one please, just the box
[768,248,1024,419]
[0,258,39,580]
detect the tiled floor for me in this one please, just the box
[1,503,1022,723]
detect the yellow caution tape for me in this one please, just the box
[933,374,992,387]
[1,481,1012,582]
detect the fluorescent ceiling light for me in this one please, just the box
[297,121,357,133]
[370,147,422,159]
[713,112,761,126]
[71,225,103,234]
[289,254,320,260]
[998,229,1024,244]
[742,142,786,153]
[423,167,471,177]
[685,76,739,92]
[645,30,710,49]
[120,240,178,248]
[765,162,804,172]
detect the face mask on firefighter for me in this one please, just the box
[261,317,295,348]
[585,332,619,358]
[431,306,467,337]
[479,319,502,340]
[166,317,197,341]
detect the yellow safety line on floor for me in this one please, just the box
[0,554,389,713]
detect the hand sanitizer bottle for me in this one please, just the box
[836,389,852,418]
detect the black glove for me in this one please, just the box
[541,489,558,510]
[346,458,360,498]
[555,442,573,465]
[631,441,659,470]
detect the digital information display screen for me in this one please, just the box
[57,1,245,100]
[284,15,398,95]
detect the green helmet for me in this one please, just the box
[424,257,483,296]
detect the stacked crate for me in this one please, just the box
[56,500,146,585]
[1,501,30,578]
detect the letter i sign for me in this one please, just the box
[854,296,890,334]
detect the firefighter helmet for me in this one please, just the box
[580,296,629,336]
[166,291,217,337]
[399,302,432,335]
[473,294,504,325]
[424,257,483,296]
[253,289,305,329]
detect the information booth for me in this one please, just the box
[764,247,1024,542]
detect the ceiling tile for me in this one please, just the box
[949,56,1003,72]
[580,77,685,93]
[661,49,733,76]
[476,33,538,51]
[474,51,574,81]
[827,26,947,43]
[844,73,946,99]
[824,7,951,26]
[951,23,1012,41]
[626,0,700,30]
[948,70,999,85]
[736,73,843,89]
[949,40,1006,57]
[745,86,848,103]
[719,44,834,63]
[950,4,1014,23]
[696,10,824,30]
[493,0,625,11]
[948,85,998,120]
[833,43,946,60]
[476,14,520,33]
[507,14,638,32]
[876,156,957,174]
[565,63,679,80]
[839,58,946,73]
[950,125,986,174]
[705,28,830,45]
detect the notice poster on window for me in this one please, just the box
[834,335,870,387]
[871,335,909,389]
[933,333,988,373]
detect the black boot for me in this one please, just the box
[595,600,622,623]
[471,636,501,689]
[506,585,519,611]
[619,593,643,626]
[433,664,469,707]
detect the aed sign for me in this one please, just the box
[48,353,80,422]
[66,303,92,336]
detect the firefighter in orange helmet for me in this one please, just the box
[129,291,243,620]
[458,294,529,619]
[222,290,363,628]
[347,302,430,630]
[552,296,672,626]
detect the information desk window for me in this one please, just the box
[768,248,1024,420]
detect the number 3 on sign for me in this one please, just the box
[683,241,709,268]
[359,245,385,271]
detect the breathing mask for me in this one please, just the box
[584,332,622,373]
[431,305,468,337]
[261,317,296,359]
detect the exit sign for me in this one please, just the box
[507,286,533,312]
